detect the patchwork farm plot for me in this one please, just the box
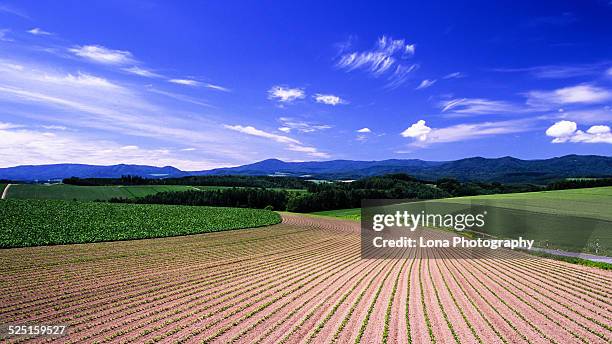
[0,214,610,343]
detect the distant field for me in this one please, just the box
[6,184,306,201]
[5,184,196,201]
[310,208,360,220]
[311,187,612,254]
[447,186,612,222]
[312,187,612,222]
[0,199,281,248]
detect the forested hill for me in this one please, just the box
[195,154,612,183]
[1,154,611,183]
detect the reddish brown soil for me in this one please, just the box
[0,214,610,343]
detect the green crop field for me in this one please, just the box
[310,208,361,220]
[5,184,306,201]
[0,199,281,248]
[5,184,202,201]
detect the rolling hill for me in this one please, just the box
[1,154,611,183]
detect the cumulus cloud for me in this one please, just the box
[69,45,134,65]
[401,119,532,145]
[400,120,432,141]
[356,127,371,133]
[336,35,417,88]
[268,86,305,103]
[416,79,436,90]
[168,78,201,86]
[224,124,329,158]
[545,120,612,144]
[527,84,612,106]
[27,28,52,36]
[314,93,346,106]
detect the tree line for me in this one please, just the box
[108,174,541,212]
[547,178,612,190]
[64,175,313,189]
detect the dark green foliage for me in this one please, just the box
[547,178,612,190]
[63,175,313,189]
[111,188,288,210]
[436,177,541,196]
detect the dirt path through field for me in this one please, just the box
[0,213,610,343]
[1,183,11,199]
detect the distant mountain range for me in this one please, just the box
[2,154,612,184]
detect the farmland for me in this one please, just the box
[0,199,280,248]
[0,214,610,343]
[4,183,307,202]
[447,186,612,221]
[311,186,612,221]
[312,187,612,255]
[4,184,200,201]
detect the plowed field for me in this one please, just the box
[1,214,610,343]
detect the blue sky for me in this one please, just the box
[1,0,611,169]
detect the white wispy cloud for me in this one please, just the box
[146,86,212,108]
[168,78,201,86]
[336,35,417,88]
[314,93,346,105]
[385,64,419,89]
[0,4,29,19]
[545,120,612,144]
[0,29,13,42]
[69,45,134,65]
[123,66,161,78]
[401,119,532,145]
[416,79,436,90]
[277,117,331,133]
[606,67,612,78]
[41,125,67,130]
[527,84,612,106]
[268,86,305,103]
[443,72,464,79]
[27,27,52,36]
[493,63,608,79]
[224,124,329,158]
[224,124,301,144]
[356,127,371,133]
[0,125,223,169]
[439,98,524,115]
[0,59,241,155]
[205,83,230,92]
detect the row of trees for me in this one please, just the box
[110,174,454,212]
[104,173,609,213]
[64,175,313,189]
[111,188,288,210]
[547,178,612,190]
